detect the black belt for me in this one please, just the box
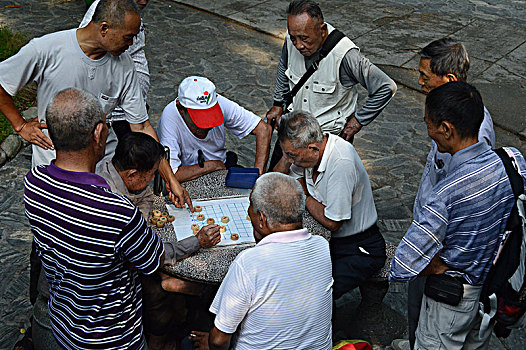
[451,275,469,285]
[331,223,380,245]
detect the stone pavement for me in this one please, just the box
[176,0,526,137]
[0,0,525,348]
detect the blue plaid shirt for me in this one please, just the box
[390,142,526,285]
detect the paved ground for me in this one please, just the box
[0,0,525,348]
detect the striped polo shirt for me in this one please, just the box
[210,228,333,349]
[24,162,164,350]
[390,143,526,285]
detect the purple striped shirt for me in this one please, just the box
[24,162,164,350]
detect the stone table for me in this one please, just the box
[153,170,330,284]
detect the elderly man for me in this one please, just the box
[183,172,333,350]
[97,132,220,252]
[158,76,271,181]
[0,0,189,208]
[80,0,151,139]
[390,82,526,349]
[24,88,165,348]
[97,132,220,348]
[266,0,396,170]
[392,38,496,350]
[276,112,386,300]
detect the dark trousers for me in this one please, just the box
[408,276,426,349]
[330,224,386,300]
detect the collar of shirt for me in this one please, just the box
[317,133,337,173]
[257,228,311,246]
[448,141,491,174]
[104,159,131,195]
[47,161,111,190]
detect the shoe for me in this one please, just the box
[391,339,411,350]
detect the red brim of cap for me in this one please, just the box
[187,103,224,129]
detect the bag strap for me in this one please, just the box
[495,147,524,199]
[283,29,346,109]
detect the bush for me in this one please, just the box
[0,26,33,145]
[0,26,27,61]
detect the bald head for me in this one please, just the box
[251,173,305,226]
[46,88,103,152]
[92,0,140,28]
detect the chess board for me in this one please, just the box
[167,196,255,246]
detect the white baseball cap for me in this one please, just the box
[178,76,224,129]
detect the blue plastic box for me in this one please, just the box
[225,167,259,189]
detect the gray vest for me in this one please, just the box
[285,24,358,134]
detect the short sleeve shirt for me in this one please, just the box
[157,94,260,172]
[24,163,163,349]
[210,229,333,349]
[290,134,377,237]
[0,29,148,166]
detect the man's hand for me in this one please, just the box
[165,176,193,211]
[18,119,54,150]
[419,251,449,276]
[196,224,221,248]
[189,331,210,350]
[266,106,283,127]
[340,116,363,141]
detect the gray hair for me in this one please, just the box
[278,111,323,148]
[287,0,324,22]
[46,88,103,152]
[420,38,470,82]
[92,0,140,28]
[251,173,305,226]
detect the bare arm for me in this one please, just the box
[251,120,272,174]
[0,85,53,150]
[174,160,226,183]
[305,195,343,232]
[129,120,193,211]
[209,326,232,350]
[272,156,292,173]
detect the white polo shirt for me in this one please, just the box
[157,95,260,172]
[290,134,377,238]
[210,228,333,350]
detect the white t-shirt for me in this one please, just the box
[79,0,150,122]
[290,134,377,237]
[0,29,148,167]
[157,95,260,172]
[210,229,333,350]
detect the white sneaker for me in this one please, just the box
[391,339,411,350]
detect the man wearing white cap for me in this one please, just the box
[158,76,272,182]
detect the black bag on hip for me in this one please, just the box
[425,274,464,306]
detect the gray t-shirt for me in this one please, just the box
[0,29,148,167]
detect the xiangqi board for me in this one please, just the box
[167,196,255,246]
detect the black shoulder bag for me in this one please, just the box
[267,29,346,171]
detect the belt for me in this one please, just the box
[331,223,380,244]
